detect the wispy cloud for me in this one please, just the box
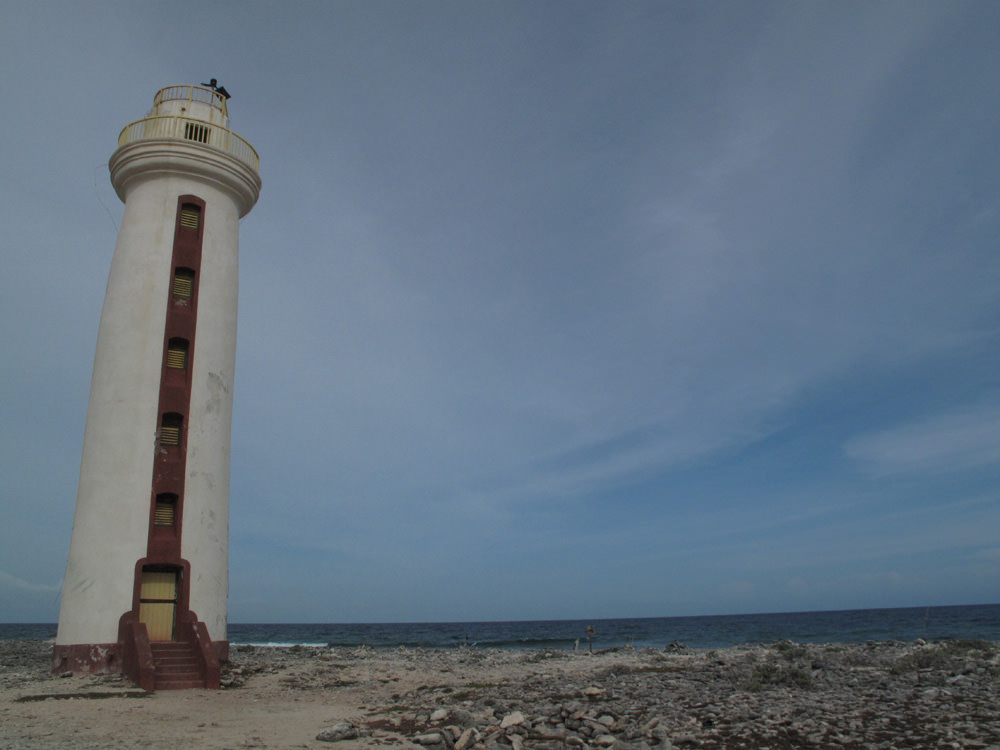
[844,399,1000,475]
[972,547,1000,563]
[0,571,61,594]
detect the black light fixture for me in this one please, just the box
[201,78,231,99]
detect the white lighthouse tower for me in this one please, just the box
[54,84,260,689]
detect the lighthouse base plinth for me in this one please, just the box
[52,643,121,676]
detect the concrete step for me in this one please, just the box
[156,663,200,675]
[151,641,205,689]
[155,677,204,690]
[150,642,191,652]
[153,653,198,664]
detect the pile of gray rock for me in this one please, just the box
[316,640,1000,750]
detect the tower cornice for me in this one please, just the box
[110,139,262,217]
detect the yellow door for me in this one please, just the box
[139,571,177,641]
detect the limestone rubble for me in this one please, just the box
[288,640,1000,750]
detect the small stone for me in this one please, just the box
[533,726,566,741]
[450,708,476,727]
[454,727,478,750]
[595,734,618,747]
[413,733,445,746]
[583,687,606,698]
[501,711,526,729]
[431,709,450,722]
[316,722,359,743]
[650,725,672,743]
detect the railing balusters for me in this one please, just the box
[154,85,227,116]
[117,115,258,171]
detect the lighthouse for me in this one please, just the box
[54,84,261,689]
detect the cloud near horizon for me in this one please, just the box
[0,572,61,595]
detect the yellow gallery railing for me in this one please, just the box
[154,85,229,115]
[117,115,260,172]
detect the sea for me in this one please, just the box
[3,603,998,650]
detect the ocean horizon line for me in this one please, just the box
[4,604,997,650]
[4,601,1000,629]
[227,601,1000,627]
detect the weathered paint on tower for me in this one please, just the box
[55,85,260,688]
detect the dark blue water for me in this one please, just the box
[6,604,997,649]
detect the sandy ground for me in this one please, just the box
[5,642,649,750]
[5,641,408,749]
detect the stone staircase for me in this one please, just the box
[150,641,205,689]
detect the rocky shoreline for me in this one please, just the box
[1,638,998,749]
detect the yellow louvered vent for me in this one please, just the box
[166,342,187,369]
[179,208,200,229]
[160,426,180,446]
[173,269,194,298]
[154,498,176,526]
[160,414,183,446]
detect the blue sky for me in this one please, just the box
[1,1,998,624]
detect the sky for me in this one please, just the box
[1,1,998,625]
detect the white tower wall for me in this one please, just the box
[57,179,177,646]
